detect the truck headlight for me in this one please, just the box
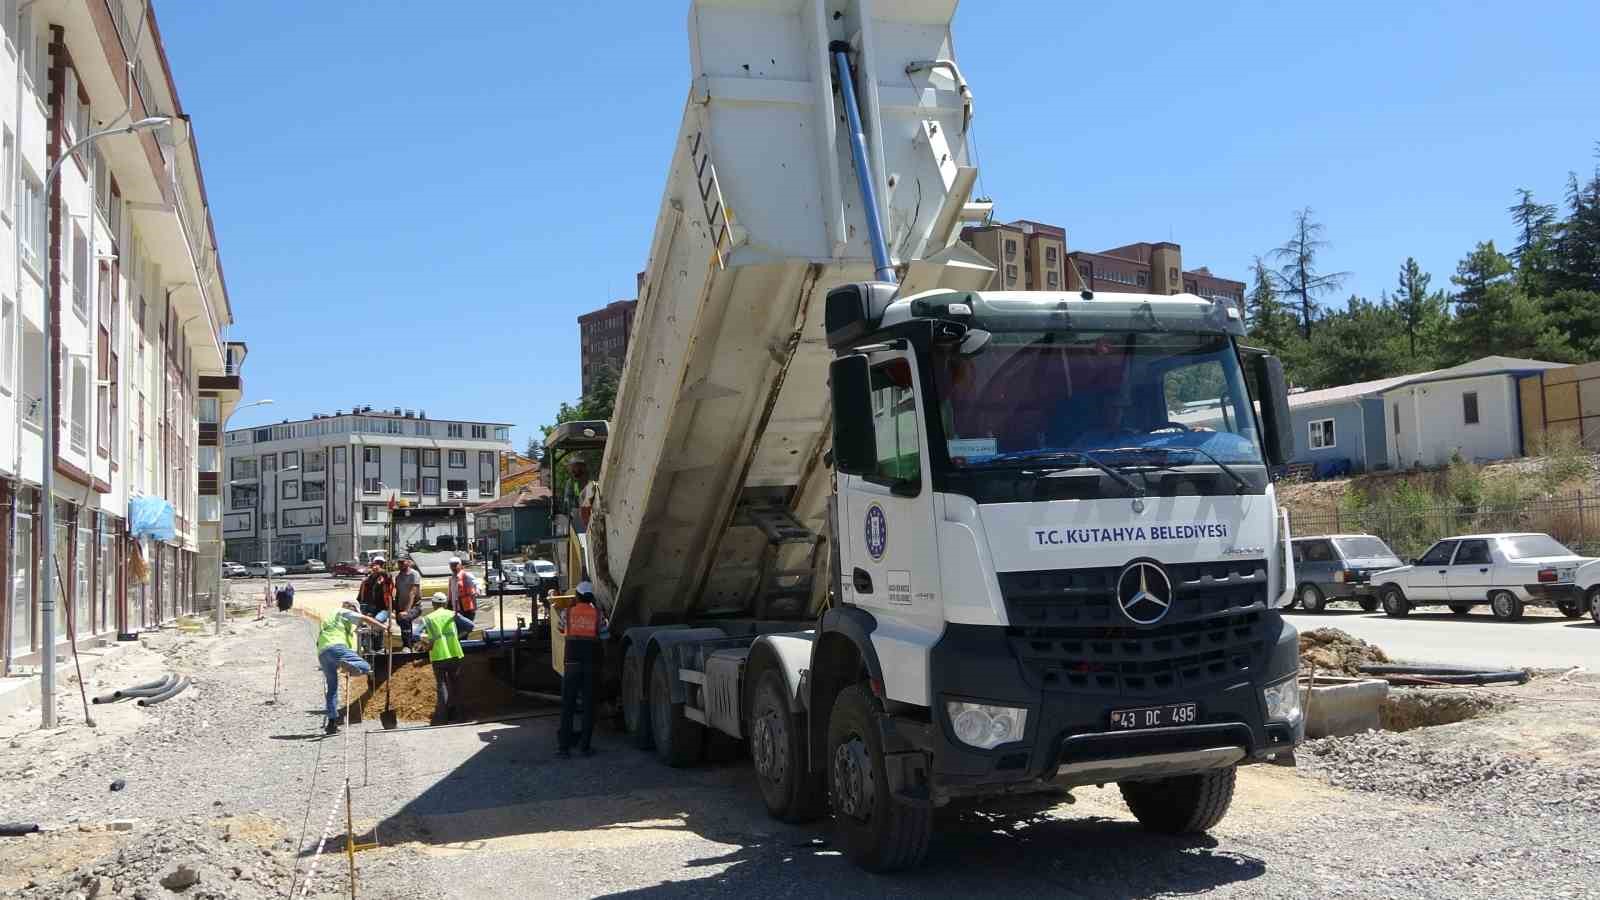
[947,702,1028,749]
[1262,676,1302,725]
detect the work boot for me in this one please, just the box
[324,721,339,735]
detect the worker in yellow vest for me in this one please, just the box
[416,593,467,724]
[556,580,609,758]
[316,599,389,735]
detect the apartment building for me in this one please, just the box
[578,299,635,396]
[222,409,514,565]
[960,220,1070,292]
[0,2,240,673]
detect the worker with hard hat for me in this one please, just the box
[446,556,480,639]
[416,592,467,724]
[555,580,609,758]
[316,599,389,735]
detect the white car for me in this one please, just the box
[523,559,559,593]
[1572,559,1600,625]
[221,562,248,578]
[245,561,287,578]
[1374,533,1592,621]
[304,559,328,573]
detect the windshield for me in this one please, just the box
[931,330,1263,471]
[1499,535,1575,559]
[1334,536,1399,561]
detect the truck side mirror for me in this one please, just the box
[830,355,877,476]
[1254,354,1294,467]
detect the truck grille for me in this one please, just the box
[999,562,1270,697]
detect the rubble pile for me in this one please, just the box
[1381,688,1502,731]
[1299,627,1390,676]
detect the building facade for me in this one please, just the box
[959,220,1069,292]
[0,1,238,673]
[222,409,513,565]
[578,298,635,396]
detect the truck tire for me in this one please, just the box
[827,684,932,872]
[649,652,703,767]
[1448,604,1472,616]
[622,654,653,749]
[1358,596,1378,613]
[1489,590,1525,622]
[749,668,824,823]
[1381,586,1410,618]
[1298,584,1326,613]
[1119,765,1236,834]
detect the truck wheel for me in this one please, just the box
[649,652,703,766]
[1298,584,1326,612]
[1489,590,1525,622]
[1558,599,1584,619]
[1358,597,1378,613]
[1589,588,1600,626]
[750,668,824,823]
[622,654,653,749]
[1448,604,1472,616]
[1119,765,1236,834]
[827,684,932,872]
[1381,587,1410,618]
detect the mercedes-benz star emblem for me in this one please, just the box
[1117,561,1174,625]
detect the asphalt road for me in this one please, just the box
[1285,605,1600,670]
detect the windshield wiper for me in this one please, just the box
[977,450,1144,497]
[1158,446,1251,493]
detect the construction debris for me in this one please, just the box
[355,654,528,724]
[1382,688,1503,732]
[1299,627,1391,676]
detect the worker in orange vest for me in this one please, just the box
[447,556,480,639]
[556,580,609,758]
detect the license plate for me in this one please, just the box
[1109,702,1198,731]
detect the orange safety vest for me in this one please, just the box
[455,571,477,615]
[566,603,599,640]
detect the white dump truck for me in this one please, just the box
[544,0,1303,871]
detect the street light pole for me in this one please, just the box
[215,398,272,634]
[40,116,170,730]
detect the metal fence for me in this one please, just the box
[1288,494,1600,561]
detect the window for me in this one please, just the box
[1046,272,1059,289]
[0,295,12,393]
[868,359,920,488]
[363,446,379,464]
[282,507,323,528]
[1136,271,1148,287]
[1169,267,1179,282]
[232,457,258,480]
[301,480,325,501]
[447,479,469,499]
[1454,539,1491,565]
[305,449,324,473]
[230,483,258,508]
[1308,418,1335,450]
[69,357,88,452]
[199,495,220,523]
[260,453,277,475]
[1,127,12,223]
[422,449,439,467]
[71,224,88,320]
[283,451,300,470]
[470,424,487,439]
[447,423,463,438]
[198,446,218,473]
[1045,246,1057,265]
[1418,541,1458,567]
[1462,392,1479,425]
[449,450,466,468]
[362,505,384,523]
[282,480,298,500]
[495,426,510,441]
[1004,264,1018,282]
[1303,540,1335,562]
[479,479,494,495]
[479,451,494,469]
[401,448,417,465]
[422,476,439,495]
[402,476,418,494]
[362,477,381,494]
[1003,239,1016,261]
[198,397,219,423]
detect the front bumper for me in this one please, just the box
[880,616,1302,804]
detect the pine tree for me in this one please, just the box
[1508,188,1559,295]
[1392,257,1444,358]
[1312,296,1409,386]
[1447,241,1575,363]
[1245,256,1294,349]
[1269,208,1348,339]
[1554,161,1600,293]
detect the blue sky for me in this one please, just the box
[157,1,1600,448]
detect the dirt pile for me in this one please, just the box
[354,654,526,724]
[1381,689,1503,732]
[1299,627,1391,676]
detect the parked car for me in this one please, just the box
[1573,559,1600,625]
[331,561,368,578]
[221,561,248,578]
[523,559,559,598]
[245,561,287,578]
[304,559,327,573]
[1290,534,1404,612]
[486,562,525,592]
[1374,532,1593,620]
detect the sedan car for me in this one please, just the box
[304,559,328,573]
[1374,533,1592,620]
[1290,534,1404,612]
[1570,559,1600,625]
[245,561,287,578]
[331,561,368,578]
[523,559,559,597]
[221,561,248,578]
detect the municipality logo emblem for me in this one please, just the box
[864,504,887,561]
[1116,561,1173,625]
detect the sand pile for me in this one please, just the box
[354,654,527,724]
[1300,627,1391,676]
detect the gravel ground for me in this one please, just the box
[4,616,1600,898]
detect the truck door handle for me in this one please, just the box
[1438,569,1447,574]
[853,568,873,594]
[1479,568,1489,573]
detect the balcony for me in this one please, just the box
[446,490,470,501]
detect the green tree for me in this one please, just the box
[1244,256,1295,349]
[1392,257,1445,359]
[1307,296,1409,387]
[1554,162,1600,293]
[1447,241,1576,363]
[1269,207,1349,339]
[1508,188,1558,270]
[1542,288,1600,358]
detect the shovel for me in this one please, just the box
[379,626,399,730]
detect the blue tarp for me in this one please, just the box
[128,495,175,541]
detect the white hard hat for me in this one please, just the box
[371,554,386,563]
[449,556,462,565]
[576,580,594,597]
[430,592,448,606]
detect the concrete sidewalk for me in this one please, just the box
[0,637,136,720]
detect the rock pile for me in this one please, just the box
[1299,627,1390,676]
